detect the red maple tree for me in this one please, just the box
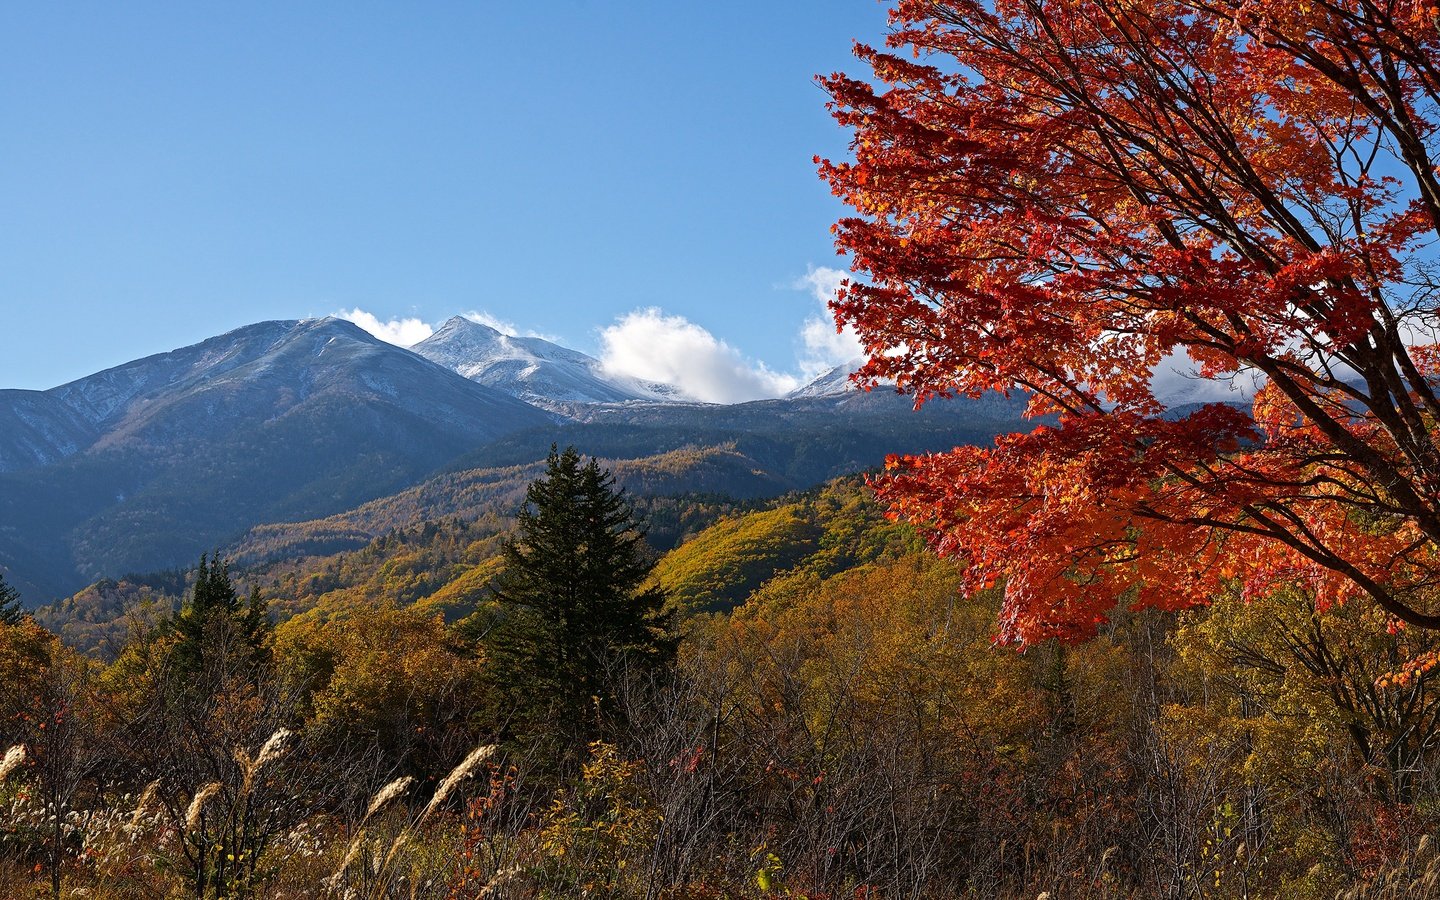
[819,0,1440,643]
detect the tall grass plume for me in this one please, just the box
[126,779,161,833]
[236,727,295,792]
[419,744,495,824]
[0,744,24,783]
[184,782,222,832]
[364,775,414,822]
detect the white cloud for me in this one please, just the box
[459,309,564,342]
[794,266,864,377]
[599,308,801,403]
[797,266,848,304]
[1149,350,1263,408]
[459,310,519,335]
[334,308,434,347]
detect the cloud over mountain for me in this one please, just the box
[338,284,869,403]
[334,309,435,347]
[598,308,800,404]
[795,267,864,378]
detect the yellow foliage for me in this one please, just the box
[536,740,658,895]
[717,554,1051,766]
[275,603,484,754]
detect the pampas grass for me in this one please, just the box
[252,727,294,771]
[184,782,221,832]
[386,744,495,867]
[326,745,498,898]
[327,775,417,891]
[126,779,160,834]
[478,864,523,898]
[420,744,495,824]
[0,744,25,784]
[325,828,367,891]
[1339,834,1440,899]
[364,776,414,822]
[237,727,295,793]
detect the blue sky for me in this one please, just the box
[0,2,888,395]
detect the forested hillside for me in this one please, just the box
[32,444,786,657]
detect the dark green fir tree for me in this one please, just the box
[487,446,673,747]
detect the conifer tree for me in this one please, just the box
[0,572,23,626]
[488,446,673,743]
[169,553,271,680]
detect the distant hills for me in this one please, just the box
[36,472,914,660]
[0,315,1031,605]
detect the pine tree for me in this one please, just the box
[0,572,23,626]
[488,446,673,743]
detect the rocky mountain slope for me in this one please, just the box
[787,358,866,399]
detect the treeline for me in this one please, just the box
[4,473,1440,897]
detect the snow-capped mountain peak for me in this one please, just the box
[788,358,868,399]
[411,316,680,406]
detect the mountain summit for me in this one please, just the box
[788,359,867,400]
[0,318,551,473]
[412,316,679,407]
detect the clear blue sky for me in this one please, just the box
[0,2,890,392]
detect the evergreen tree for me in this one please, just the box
[487,446,673,744]
[169,553,271,679]
[0,572,23,626]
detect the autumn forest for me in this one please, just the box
[9,0,1440,897]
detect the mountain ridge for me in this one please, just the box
[412,315,681,407]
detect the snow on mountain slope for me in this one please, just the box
[792,353,1264,412]
[412,316,679,407]
[788,359,867,399]
[87,317,551,451]
[0,318,559,474]
[0,321,301,473]
[0,391,99,471]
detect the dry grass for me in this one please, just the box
[1338,835,1440,899]
[419,744,495,825]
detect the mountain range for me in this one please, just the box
[0,315,1025,604]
